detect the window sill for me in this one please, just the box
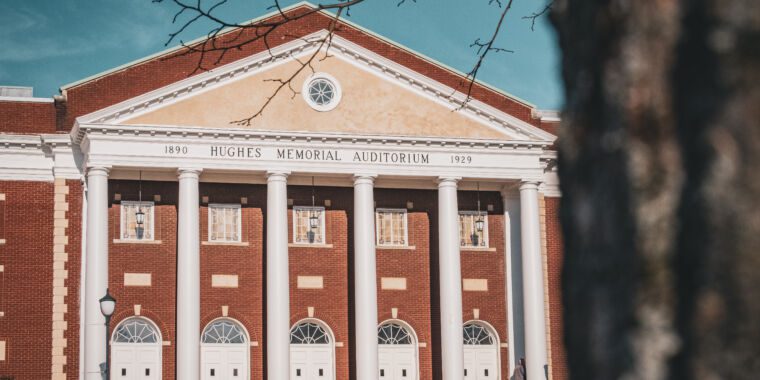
[113,239,162,245]
[202,241,249,246]
[461,247,497,252]
[377,245,416,250]
[289,243,334,249]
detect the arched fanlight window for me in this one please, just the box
[290,322,331,344]
[378,322,413,345]
[202,319,247,344]
[463,323,495,345]
[113,317,159,343]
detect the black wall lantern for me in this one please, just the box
[308,177,320,243]
[471,182,485,246]
[135,171,145,238]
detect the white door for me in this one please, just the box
[201,319,250,380]
[463,346,498,380]
[379,345,416,380]
[112,344,161,380]
[201,345,247,379]
[290,345,333,379]
[111,318,162,380]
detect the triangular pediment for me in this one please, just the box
[79,32,555,142]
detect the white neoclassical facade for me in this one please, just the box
[0,10,562,380]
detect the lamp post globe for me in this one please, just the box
[99,288,116,380]
[99,288,116,318]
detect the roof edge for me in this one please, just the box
[58,1,539,110]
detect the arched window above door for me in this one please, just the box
[113,317,159,344]
[378,322,414,345]
[202,319,247,344]
[463,322,495,345]
[290,321,331,344]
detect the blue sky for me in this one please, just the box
[0,0,562,109]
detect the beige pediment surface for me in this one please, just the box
[123,56,513,140]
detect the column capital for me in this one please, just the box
[353,174,377,185]
[177,168,202,179]
[436,176,461,187]
[519,181,540,191]
[86,166,110,177]
[266,171,290,181]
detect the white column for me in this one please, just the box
[520,181,548,379]
[84,166,109,380]
[177,168,202,380]
[437,177,464,380]
[502,190,525,374]
[267,171,290,380]
[353,174,379,380]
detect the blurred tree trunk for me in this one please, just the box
[551,0,760,379]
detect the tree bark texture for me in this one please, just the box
[551,0,759,379]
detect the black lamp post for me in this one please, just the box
[99,288,116,380]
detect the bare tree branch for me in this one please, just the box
[523,2,552,31]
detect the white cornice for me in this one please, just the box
[0,134,81,181]
[73,31,556,143]
[73,122,552,151]
[0,96,54,103]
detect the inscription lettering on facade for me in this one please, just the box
[277,148,342,161]
[210,145,262,158]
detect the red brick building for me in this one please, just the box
[0,3,564,380]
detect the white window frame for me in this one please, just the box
[375,208,409,247]
[208,203,242,243]
[120,201,155,241]
[292,206,326,244]
[459,211,489,248]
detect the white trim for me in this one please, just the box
[302,72,342,112]
[292,206,326,244]
[58,1,537,111]
[463,319,503,379]
[72,32,555,143]
[375,208,408,247]
[290,317,337,380]
[119,201,155,241]
[0,96,54,103]
[111,316,163,343]
[201,317,252,380]
[459,211,490,249]
[207,203,242,243]
[378,318,421,380]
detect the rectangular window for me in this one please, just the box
[120,201,155,241]
[293,206,326,244]
[459,211,488,248]
[208,204,242,242]
[376,209,408,247]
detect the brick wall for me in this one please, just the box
[545,197,567,380]
[0,177,541,379]
[0,101,56,134]
[0,181,55,379]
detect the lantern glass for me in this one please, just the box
[475,217,485,232]
[309,213,320,229]
[99,289,116,317]
[135,209,145,226]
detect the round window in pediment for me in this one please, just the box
[303,73,341,111]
